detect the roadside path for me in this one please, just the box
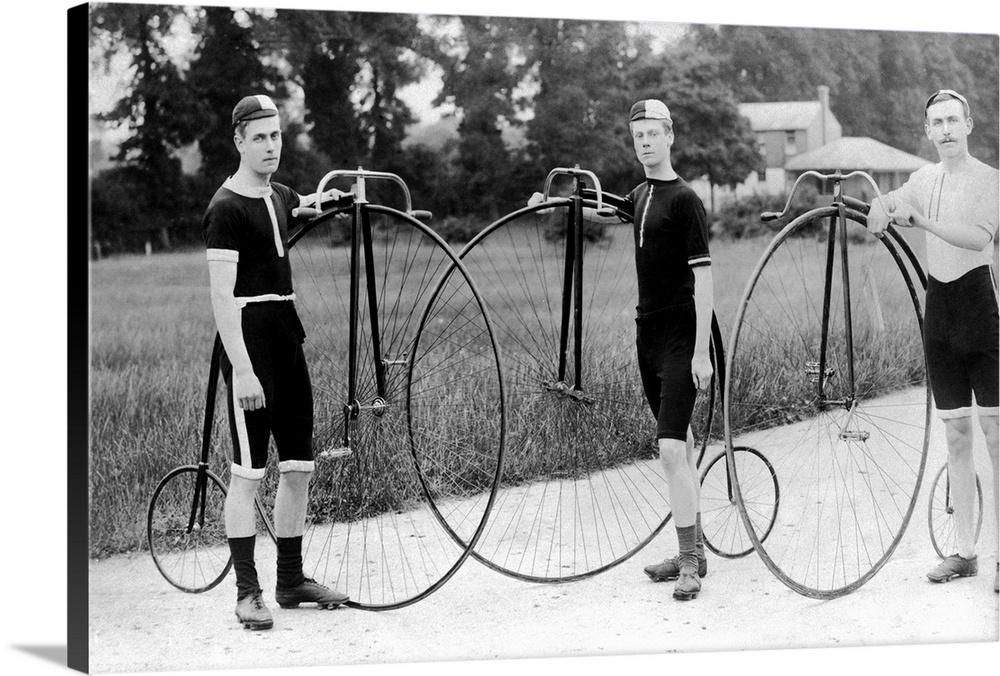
[89,411,998,674]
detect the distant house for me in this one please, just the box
[784,136,930,199]
[740,85,842,195]
[689,86,930,211]
[688,85,842,206]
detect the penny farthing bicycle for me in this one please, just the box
[724,170,931,599]
[448,166,778,582]
[147,169,505,610]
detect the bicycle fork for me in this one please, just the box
[814,188,866,442]
[545,173,590,403]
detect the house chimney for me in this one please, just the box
[818,85,830,145]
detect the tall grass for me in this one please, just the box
[90,253,219,556]
[89,226,925,557]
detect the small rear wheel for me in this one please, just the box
[699,447,778,558]
[147,466,232,593]
[927,462,983,559]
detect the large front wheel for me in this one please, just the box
[724,207,930,599]
[288,204,504,609]
[453,199,662,582]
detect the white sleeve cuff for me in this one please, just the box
[206,248,239,263]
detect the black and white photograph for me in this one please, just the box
[8,0,1000,674]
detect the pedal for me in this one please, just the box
[318,445,352,459]
[804,361,836,383]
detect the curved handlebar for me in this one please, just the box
[542,166,615,217]
[296,168,429,221]
[763,170,895,226]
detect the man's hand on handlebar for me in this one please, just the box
[528,191,555,214]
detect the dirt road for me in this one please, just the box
[87,409,998,675]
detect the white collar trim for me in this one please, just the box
[223,176,273,199]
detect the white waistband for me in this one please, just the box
[235,293,296,309]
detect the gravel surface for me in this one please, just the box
[88,407,998,675]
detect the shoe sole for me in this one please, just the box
[927,571,977,583]
[236,616,274,630]
[277,600,347,609]
[645,568,708,582]
[672,589,700,600]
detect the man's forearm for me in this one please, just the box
[210,291,254,375]
[692,266,714,357]
[914,214,994,251]
[207,259,254,376]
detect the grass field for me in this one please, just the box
[89,220,926,558]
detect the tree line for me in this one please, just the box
[89,4,999,255]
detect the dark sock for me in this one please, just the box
[276,536,305,590]
[228,536,260,600]
[695,513,705,558]
[676,524,698,571]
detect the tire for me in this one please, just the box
[927,463,984,559]
[699,447,778,558]
[724,206,930,598]
[454,197,671,581]
[286,203,504,609]
[147,466,232,594]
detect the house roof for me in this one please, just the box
[785,137,931,173]
[738,101,822,131]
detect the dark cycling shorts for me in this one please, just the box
[221,301,315,479]
[635,302,697,441]
[924,265,999,419]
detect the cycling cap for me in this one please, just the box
[232,95,279,127]
[629,99,672,123]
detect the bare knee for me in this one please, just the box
[278,469,312,493]
[943,417,974,455]
[979,415,999,459]
[658,438,688,473]
[229,474,261,499]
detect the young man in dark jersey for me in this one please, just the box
[625,100,715,601]
[203,94,352,629]
[529,99,715,599]
[868,89,999,594]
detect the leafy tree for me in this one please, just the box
[274,10,425,175]
[185,5,287,192]
[90,3,202,247]
[687,24,998,167]
[629,46,762,208]
[524,19,639,194]
[431,15,532,218]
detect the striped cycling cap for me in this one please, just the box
[629,99,672,123]
[232,94,279,127]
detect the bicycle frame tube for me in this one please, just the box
[360,202,388,399]
[345,190,363,447]
[190,335,225,532]
[818,212,838,402]
[557,193,577,384]
[837,200,858,398]
[572,177,585,390]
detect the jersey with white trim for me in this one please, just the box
[890,158,999,283]
[203,180,301,299]
[627,177,712,313]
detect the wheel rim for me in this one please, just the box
[287,205,504,609]
[928,463,984,559]
[147,467,232,593]
[724,209,930,598]
[455,200,675,581]
[700,447,778,559]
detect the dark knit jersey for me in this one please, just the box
[627,177,711,313]
[203,181,300,300]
